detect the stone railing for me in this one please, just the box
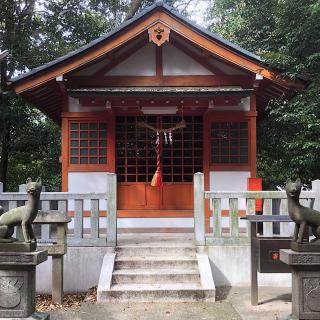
[194,173,320,245]
[0,173,117,247]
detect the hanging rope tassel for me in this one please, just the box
[151,132,163,187]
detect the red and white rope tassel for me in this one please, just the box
[151,132,163,187]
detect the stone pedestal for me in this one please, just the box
[280,249,320,320]
[0,251,49,319]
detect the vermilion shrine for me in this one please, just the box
[10,2,304,232]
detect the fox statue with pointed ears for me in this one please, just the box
[286,178,320,244]
[0,178,42,243]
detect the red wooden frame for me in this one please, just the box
[202,104,257,232]
[61,98,257,225]
[61,112,115,191]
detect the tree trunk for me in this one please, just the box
[125,0,143,21]
[0,121,10,191]
[0,57,10,191]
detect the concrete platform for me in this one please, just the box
[48,286,292,320]
[50,301,241,320]
[220,286,292,320]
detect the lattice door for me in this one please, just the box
[116,115,203,183]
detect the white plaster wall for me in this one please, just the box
[36,245,291,293]
[72,59,111,76]
[205,245,291,287]
[210,171,251,229]
[68,172,108,211]
[106,43,156,76]
[67,217,194,230]
[209,57,247,75]
[68,172,108,193]
[213,96,250,111]
[163,43,213,76]
[68,97,106,112]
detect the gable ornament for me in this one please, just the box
[148,23,170,46]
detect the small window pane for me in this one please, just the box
[90,149,98,156]
[90,140,98,147]
[240,131,248,138]
[71,157,78,164]
[99,157,107,164]
[71,131,79,139]
[71,149,78,155]
[100,148,107,156]
[80,123,88,130]
[90,131,98,139]
[80,140,88,147]
[80,158,88,164]
[89,123,98,130]
[71,123,78,130]
[100,131,107,138]
[80,132,88,139]
[71,140,78,147]
[80,149,88,156]
[240,156,248,163]
[89,158,98,164]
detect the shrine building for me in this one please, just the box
[10,1,304,231]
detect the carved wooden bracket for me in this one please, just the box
[148,23,170,46]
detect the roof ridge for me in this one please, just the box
[11,1,262,83]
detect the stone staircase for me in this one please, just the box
[97,245,215,302]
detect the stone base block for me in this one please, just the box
[291,241,320,252]
[0,242,37,253]
[0,251,47,318]
[0,312,50,320]
[280,249,320,320]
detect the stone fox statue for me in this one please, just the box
[286,178,320,244]
[0,178,42,243]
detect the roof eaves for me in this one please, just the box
[11,0,262,84]
[11,2,160,83]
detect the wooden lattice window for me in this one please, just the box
[69,121,107,165]
[116,116,203,183]
[211,121,248,164]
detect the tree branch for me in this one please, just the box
[124,0,143,21]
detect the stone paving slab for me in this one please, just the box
[46,286,293,320]
[50,301,241,320]
[221,286,292,320]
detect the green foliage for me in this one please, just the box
[1,0,191,190]
[6,96,61,191]
[208,0,320,188]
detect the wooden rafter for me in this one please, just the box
[13,10,304,94]
[93,37,149,77]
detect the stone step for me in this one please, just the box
[112,268,200,284]
[116,246,197,257]
[98,283,215,302]
[114,256,198,270]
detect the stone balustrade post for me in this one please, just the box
[194,172,205,245]
[106,173,117,246]
[312,179,320,212]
